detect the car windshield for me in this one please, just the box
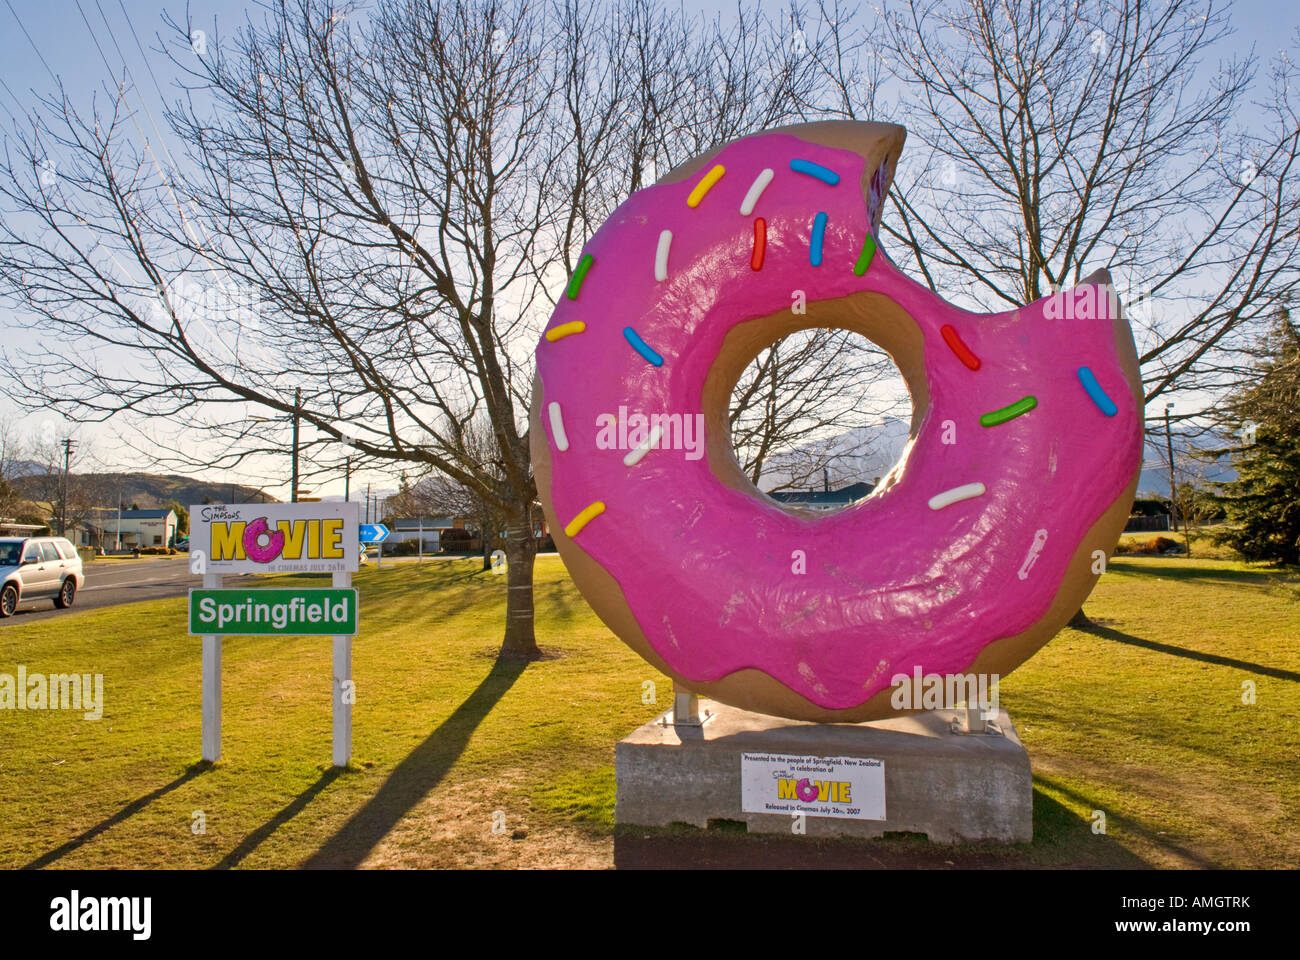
[0,543,21,566]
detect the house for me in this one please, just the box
[73,508,179,550]
[0,520,46,537]
[384,516,469,552]
[769,481,875,512]
[1125,498,1172,532]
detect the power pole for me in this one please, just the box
[344,457,352,501]
[59,438,75,536]
[1164,403,1178,533]
[291,387,301,503]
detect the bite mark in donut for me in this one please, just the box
[242,517,285,564]
[531,120,1144,721]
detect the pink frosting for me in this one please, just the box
[535,133,1142,710]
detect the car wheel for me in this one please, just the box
[0,583,17,618]
[54,578,76,609]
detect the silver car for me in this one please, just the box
[0,537,86,617]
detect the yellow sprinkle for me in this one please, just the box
[545,321,586,342]
[686,164,726,208]
[564,501,606,538]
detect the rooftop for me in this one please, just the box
[769,481,875,507]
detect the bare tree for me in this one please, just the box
[16,434,110,539]
[806,0,1300,419]
[729,329,908,490]
[0,0,833,657]
[0,423,31,519]
[386,418,511,569]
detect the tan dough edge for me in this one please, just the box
[658,120,906,233]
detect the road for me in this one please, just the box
[0,551,508,625]
[0,557,264,625]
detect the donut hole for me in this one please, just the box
[706,292,928,517]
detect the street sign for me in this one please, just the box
[190,501,360,574]
[359,523,390,543]
[189,587,359,636]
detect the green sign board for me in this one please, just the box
[189,588,359,636]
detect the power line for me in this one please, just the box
[0,71,26,117]
[3,0,59,85]
[74,0,126,92]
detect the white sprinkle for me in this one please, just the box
[928,482,986,511]
[654,230,672,281]
[622,424,663,466]
[548,401,569,452]
[739,168,775,216]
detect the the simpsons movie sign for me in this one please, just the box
[190,502,360,574]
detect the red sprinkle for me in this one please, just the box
[751,218,766,271]
[940,324,981,370]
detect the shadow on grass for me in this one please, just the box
[1079,622,1300,682]
[612,785,1150,869]
[212,767,342,870]
[1108,559,1298,591]
[299,656,529,869]
[22,761,213,870]
[1035,773,1215,868]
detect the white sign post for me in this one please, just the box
[190,502,361,767]
[332,569,352,768]
[201,571,222,762]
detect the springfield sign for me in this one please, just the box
[190,588,358,636]
[190,501,360,574]
[740,753,886,821]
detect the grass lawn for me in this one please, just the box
[0,553,1296,869]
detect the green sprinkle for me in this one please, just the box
[853,232,876,276]
[566,254,594,300]
[980,396,1038,427]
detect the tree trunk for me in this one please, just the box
[498,508,541,660]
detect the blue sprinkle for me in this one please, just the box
[810,211,828,266]
[1077,366,1117,416]
[624,327,664,366]
[789,158,840,185]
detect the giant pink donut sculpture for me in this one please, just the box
[529,121,1143,722]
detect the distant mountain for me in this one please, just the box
[12,471,279,509]
[758,416,913,493]
[1137,429,1237,498]
[759,418,1237,498]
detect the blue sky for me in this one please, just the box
[0,0,1295,498]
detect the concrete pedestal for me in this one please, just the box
[615,702,1032,843]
